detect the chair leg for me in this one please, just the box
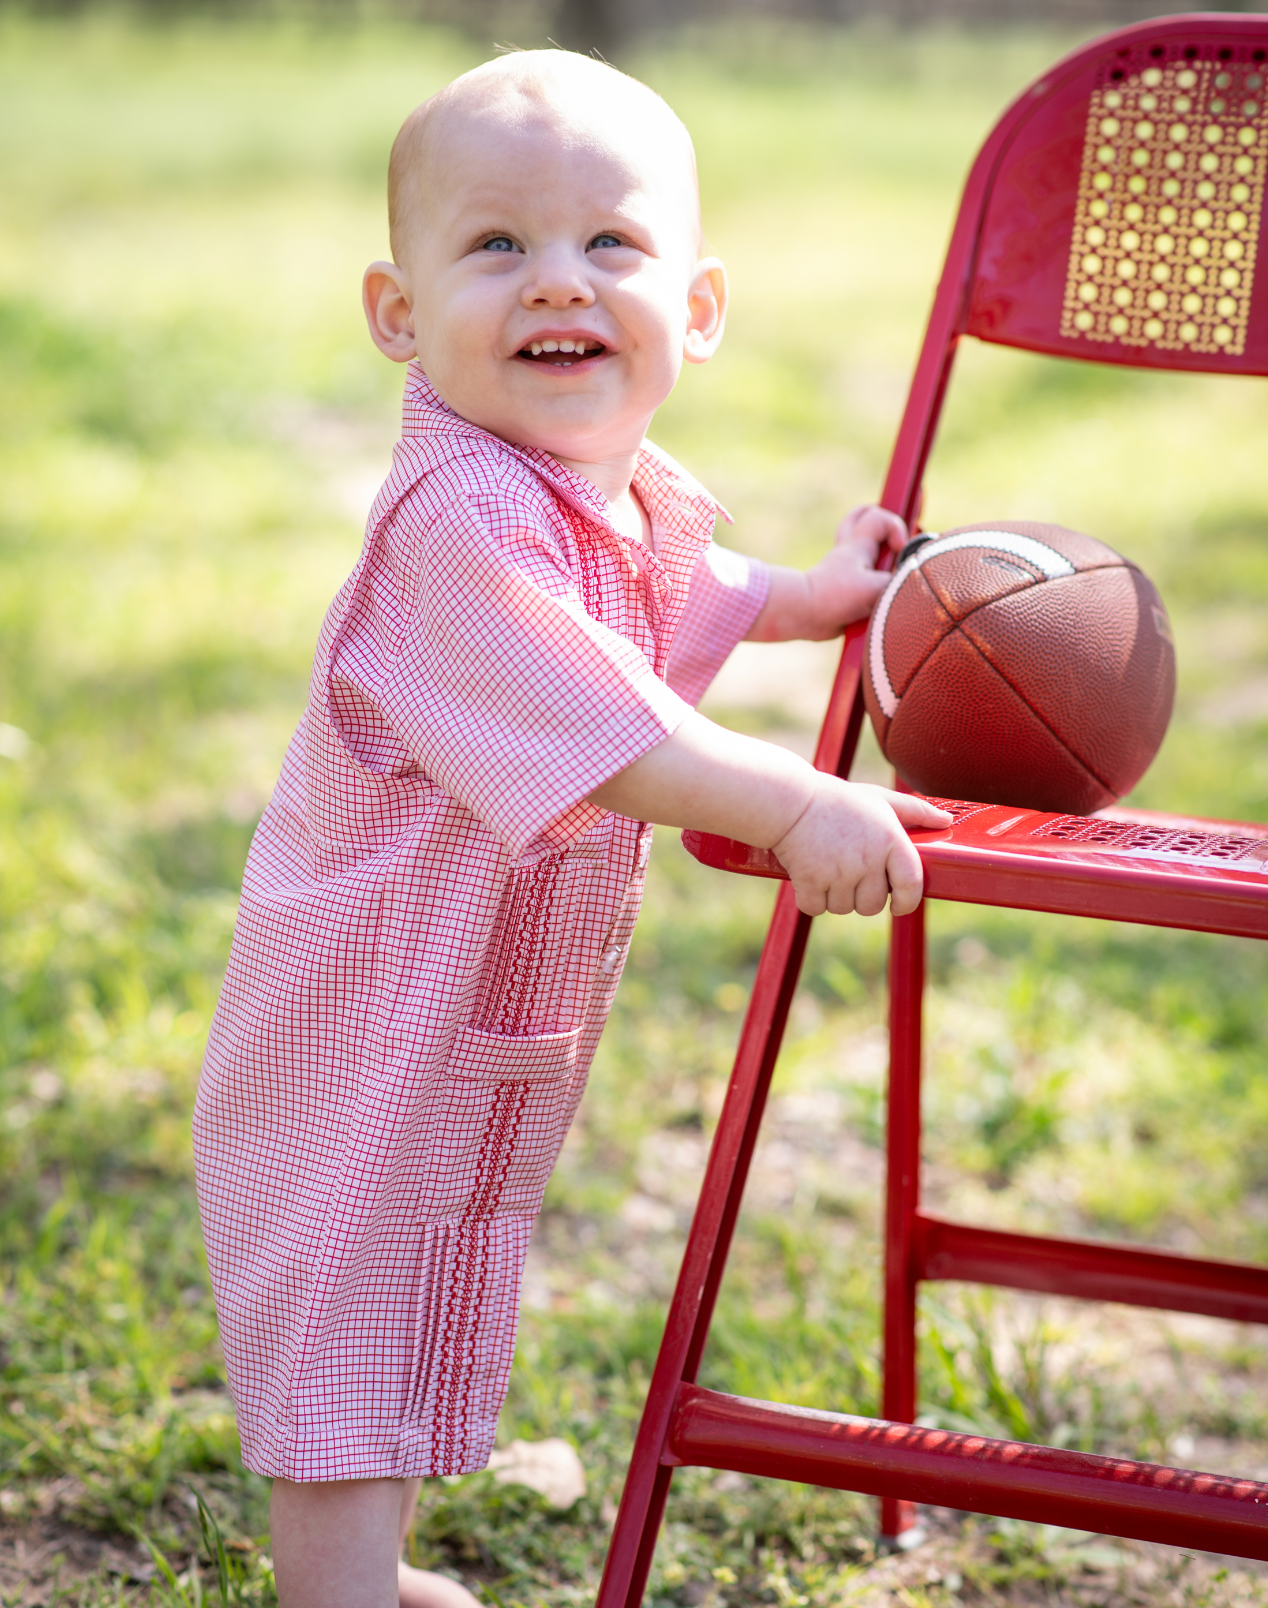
[881,904,925,1544]
[596,886,813,1608]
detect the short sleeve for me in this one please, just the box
[329,486,693,857]
[664,543,770,707]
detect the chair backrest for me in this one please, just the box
[967,14,1268,370]
[882,13,1268,521]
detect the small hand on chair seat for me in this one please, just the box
[772,777,945,917]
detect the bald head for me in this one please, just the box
[387,50,701,264]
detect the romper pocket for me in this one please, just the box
[448,1023,581,1083]
[420,1024,583,1221]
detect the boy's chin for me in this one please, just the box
[464,394,649,461]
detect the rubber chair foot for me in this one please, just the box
[878,1524,927,1555]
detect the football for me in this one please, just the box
[862,521,1175,815]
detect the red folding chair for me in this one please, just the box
[596,15,1268,1604]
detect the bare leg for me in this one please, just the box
[271,1479,401,1608]
[396,1478,482,1608]
[397,1478,424,1555]
[270,1478,480,1608]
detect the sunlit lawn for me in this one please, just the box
[5,12,1268,1607]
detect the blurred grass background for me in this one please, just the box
[6,9,1268,1606]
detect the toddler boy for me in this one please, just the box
[194,47,948,1608]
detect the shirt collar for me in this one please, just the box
[400,361,730,551]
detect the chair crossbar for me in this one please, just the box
[666,1385,1268,1560]
[916,1215,1268,1326]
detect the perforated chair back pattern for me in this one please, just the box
[886,14,1268,529]
[972,32,1267,367]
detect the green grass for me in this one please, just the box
[5,10,1268,1607]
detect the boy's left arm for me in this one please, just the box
[745,505,907,644]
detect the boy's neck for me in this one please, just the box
[553,448,651,548]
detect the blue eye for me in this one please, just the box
[482,236,518,253]
[589,233,623,250]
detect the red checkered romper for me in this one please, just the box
[193,365,769,1482]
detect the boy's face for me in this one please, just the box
[366,94,726,464]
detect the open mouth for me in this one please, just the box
[517,338,607,367]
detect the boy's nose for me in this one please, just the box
[521,246,595,309]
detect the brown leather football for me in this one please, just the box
[862,521,1176,814]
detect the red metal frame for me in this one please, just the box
[596,16,1268,1605]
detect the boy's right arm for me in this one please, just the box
[587,712,951,917]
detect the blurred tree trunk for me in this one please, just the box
[552,0,622,60]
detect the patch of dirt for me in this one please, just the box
[852,1510,1268,1605]
[0,1509,155,1607]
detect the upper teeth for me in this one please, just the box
[529,339,593,355]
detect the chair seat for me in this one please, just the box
[684,801,1268,937]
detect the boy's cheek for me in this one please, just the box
[419,276,504,349]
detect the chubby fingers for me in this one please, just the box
[792,872,872,918]
[838,504,908,560]
[778,778,941,918]
[789,876,829,918]
[886,833,927,916]
[883,791,954,830]
[796,851,922,919]
[848,867,891,918]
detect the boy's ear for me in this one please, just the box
[684,257,728,365]
[363,261,417,362]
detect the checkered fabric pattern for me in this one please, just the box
[193,365,769,1482]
